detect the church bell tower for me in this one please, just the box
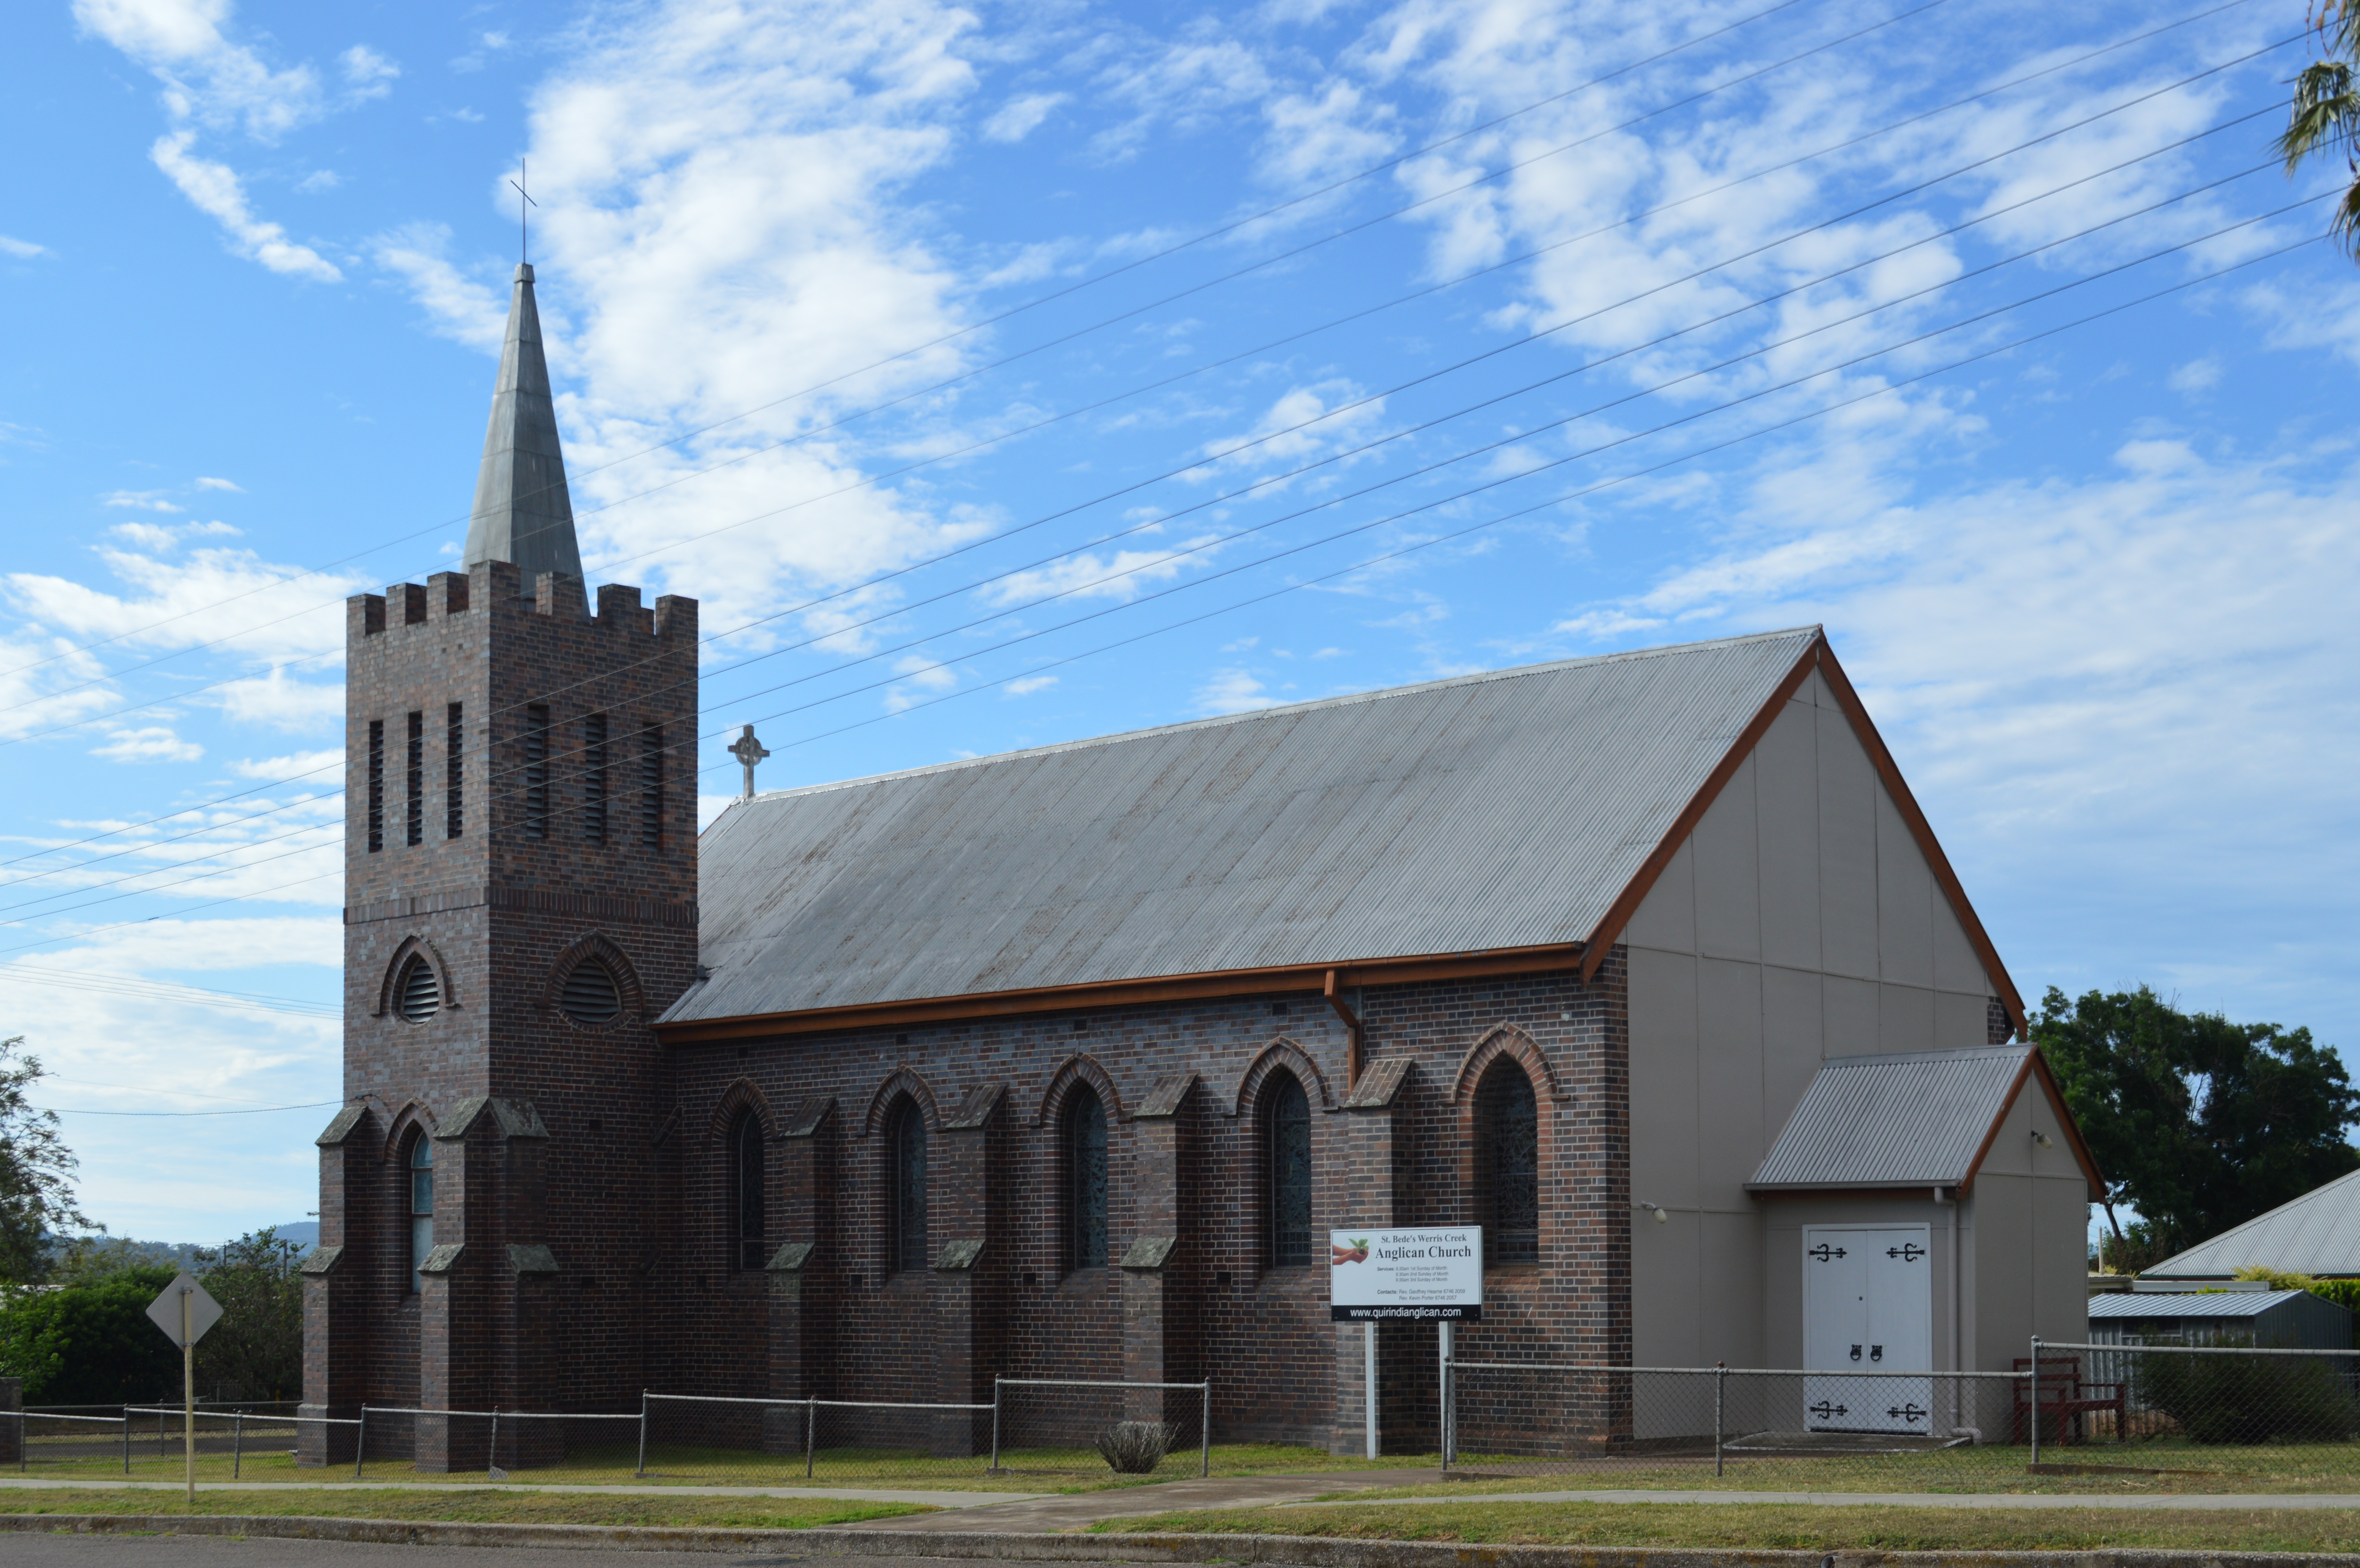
[301,263,699,1467]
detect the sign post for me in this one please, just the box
[1329,1227,1482,1462]
[144,1273,223,1505]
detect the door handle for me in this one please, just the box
[1871,1345,1884,1362]
[1849,1344,1862,1361]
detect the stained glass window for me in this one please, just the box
[890,1100,929,1274]
[1065,1086,1108,1269]
[1268,1072,1311,1267]
[1477,1063,1539,1264]
[732,1110,766,1271]
[409,1134,434,1294]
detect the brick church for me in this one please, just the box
[300,267,2094,1465]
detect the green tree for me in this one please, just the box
[194,1228,306,1402]
[0,1260,180,1405]
[2037,986,2360,1258]
[2278,0,2360,256]
[0,1035,95,1285]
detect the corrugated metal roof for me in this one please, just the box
[665,627,1821,1024]
[2144,1168,2360,1279]
[1747,1046,2030,1190]
[2089,1290,2311,1320]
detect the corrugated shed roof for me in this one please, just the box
[664,627,1821,1024]
[2089,1290,2312,1320]
[2144,1168,2360,1279]
[1748,1046,2030,1190]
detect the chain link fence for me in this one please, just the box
[16,1403,352,1479]
[1443,1343,2360,1492]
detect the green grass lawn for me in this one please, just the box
[0,1488,924,1528]
[1350,1435,2360,1495]
[1094,1499,2360,1553]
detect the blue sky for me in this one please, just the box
[2,0,2356,1244]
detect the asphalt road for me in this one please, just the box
[0,1539,1044,1568]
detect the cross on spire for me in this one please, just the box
[728,724,772,799]
[508,158,538,265]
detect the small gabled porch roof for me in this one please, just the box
[1747,1044,2103,1199]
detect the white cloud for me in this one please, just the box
[212,664,344,730]
[1003,674,1058,696]
[884,651,960,711]
[339,44,398,95]
[92,725,203,763]
[193,475,244,492]
[2167,356,2222,394]
[371,224,507,352]
[6,537,358,665]
[76,0,394,283]
[1195,667,1283,714]
[101,489,181,512]
[226,748,342,781]
[982,92,1064,143]
[150,131,341,281]
[294,169,341,193]
[0,234,47,259]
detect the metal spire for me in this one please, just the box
[463,259,584,592]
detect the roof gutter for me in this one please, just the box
[656,941,1586,1045]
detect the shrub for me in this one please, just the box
[1095,1419,1176,1473]
[0,1262,180,1405]
[2135,1336,2360,1445]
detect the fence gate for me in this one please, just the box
[1803,1224,1932,1434]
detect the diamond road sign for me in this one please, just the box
[145,1272,223,1348]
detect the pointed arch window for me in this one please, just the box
[408,1134,435,1294]
[396,954,441,1023]
[1475,1062,1539,1265]
[1266,1070,1312,1268]
[730,1109,766,1271]
[887,1100,929,1274]
[1064,1085,1108,1270]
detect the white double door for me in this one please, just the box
[1802,1224,1934,1434]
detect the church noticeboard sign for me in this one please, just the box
[1328,1226,1483,1321]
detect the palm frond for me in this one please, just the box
[2331,177,2360,261]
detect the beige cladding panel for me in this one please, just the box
[1935,987,1991,1051]
[1628,944,1701,1211]
[1761,966,1824,1142]
[1878,980,1937,1054]
[1876,788,1938,989]
[1756,699,1822,972]
[1824,973,1878,1056]
[1816,704,1880,980]
[1702,1210,1768,1367]
[1632,1209,1704,1367]
[1693,752,1761,963]
[1698,957,1766,1207]
[1625,838,1696,951]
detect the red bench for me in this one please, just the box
[2013,1354,2126,1445]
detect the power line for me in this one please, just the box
[0,182,2322,927]
[0,220,2320,961]
[0,961,339,1019]
[37,1100,341,1117]
[0,133,2301,915]
[0,7,2278,764]
[0,0,1857,691]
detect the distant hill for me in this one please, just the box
[47,1221,319,1270]
[273,1222,319,1251]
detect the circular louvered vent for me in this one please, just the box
[561,960,621,1025]
[397,956,441,1022]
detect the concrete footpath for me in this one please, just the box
[3,1513,2354,1568]
[0,1477,1038,1508]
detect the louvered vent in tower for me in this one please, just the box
[397,956,441,1023]
[561,960,621,1025]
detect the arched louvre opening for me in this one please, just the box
[1476,1063,1540,1265]
[408,1134,434,1293]
[731,1110,766,1270]
[1266,1071,1311,1268]
[888,1101,929,1274]
[397,956,440,1023]
[1065,1085,1108,1271]
[561,959,621,1025]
